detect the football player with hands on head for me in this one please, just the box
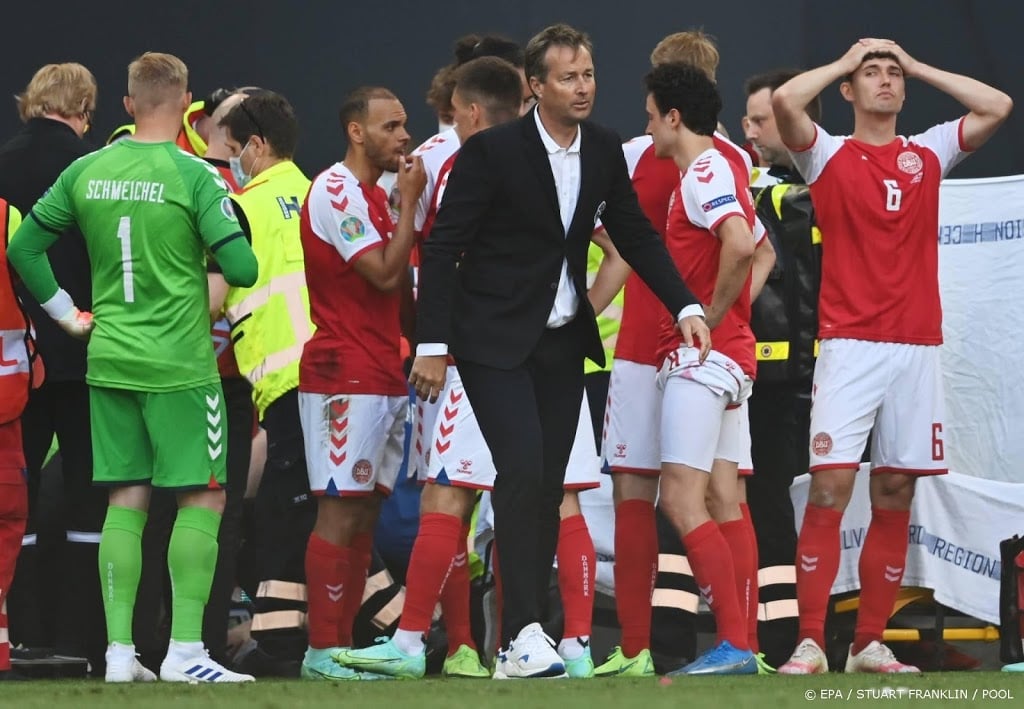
[770,38,1011,675]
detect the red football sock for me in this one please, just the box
[853,507,911,655]
[439,524,476,654]
[683,520,747,649]
[557,514,596,638]
[720,516,757,652]
[795,504,844,649]
[614,499,657,657]
[337,532,373,647]
[740,503,761,651]
[399,513,463,635]
[305,533,350,649]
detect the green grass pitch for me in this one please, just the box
[3,673,1019,709]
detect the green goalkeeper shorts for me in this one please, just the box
[90,382,228,490]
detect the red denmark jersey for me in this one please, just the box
[659,148,759,377]
[299,162,406,396]
[410,128,460,267]
[420,149,459,366]
[790,119,969,344]
[421,151,458,251]
[615,133,759,366]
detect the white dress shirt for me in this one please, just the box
[534,108,581,328]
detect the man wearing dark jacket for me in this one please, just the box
[411,24,708,679]
[0,62,107,673]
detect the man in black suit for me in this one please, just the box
[0,62,107,674]
[411,23,709,679]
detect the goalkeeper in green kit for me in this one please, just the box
[8,52,258,683]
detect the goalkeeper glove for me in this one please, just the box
[41,288,94,340]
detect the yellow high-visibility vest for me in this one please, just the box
[584,241,624,374]
[223,160,313,417]
[107,101,209,155]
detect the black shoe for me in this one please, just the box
[650,649,692,676]
[10,645,54,661]
[233,646,300,678]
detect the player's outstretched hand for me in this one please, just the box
[409,354,447,403]
[397,154,427,202]
[57,308,95,341]
[677,314,711,363]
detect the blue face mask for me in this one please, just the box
[229,142,253,187]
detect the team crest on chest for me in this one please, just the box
[897,151,923,175]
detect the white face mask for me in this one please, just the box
[229,141,254,187]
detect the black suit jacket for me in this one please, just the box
[0,118,93,381]
[417,109,699,369]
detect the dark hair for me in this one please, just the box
[645,62,721,136]
[524,23,593,84]
[745,69,822,123]
[843,50,901,83]
[339,86,397,140]
[219,90,298,158]
[469,36,524,67]
[453,57,524,126]
[204,85,263,116]
[428,34,524,120]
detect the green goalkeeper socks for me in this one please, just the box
[168,506,222,643]
[98,506,148,645]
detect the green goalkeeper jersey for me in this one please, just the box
[27,140,246,391]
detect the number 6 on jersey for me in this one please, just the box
[883,179,902,212]
[116,215,135,302]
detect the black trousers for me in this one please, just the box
[203,377,254,661]
[248,388,315,660]
[10,379,106,669]
[746,379,811,667]
[457,318,586,646]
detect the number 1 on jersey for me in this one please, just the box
[883,179,902,212]
[116,216,135,303]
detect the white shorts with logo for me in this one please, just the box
[415,366,498,490]
[298,392,407,496]
[602,359,661,475]
[413,366,601,490]
[809,339,946,475]
[659,349,752,474]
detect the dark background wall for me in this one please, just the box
[2,0,1021,179]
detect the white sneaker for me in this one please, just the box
[493,622,567,679]
[105,643,157,683]
[160,642,255,683]
[844,641,920,673]
[778,638,829,675]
